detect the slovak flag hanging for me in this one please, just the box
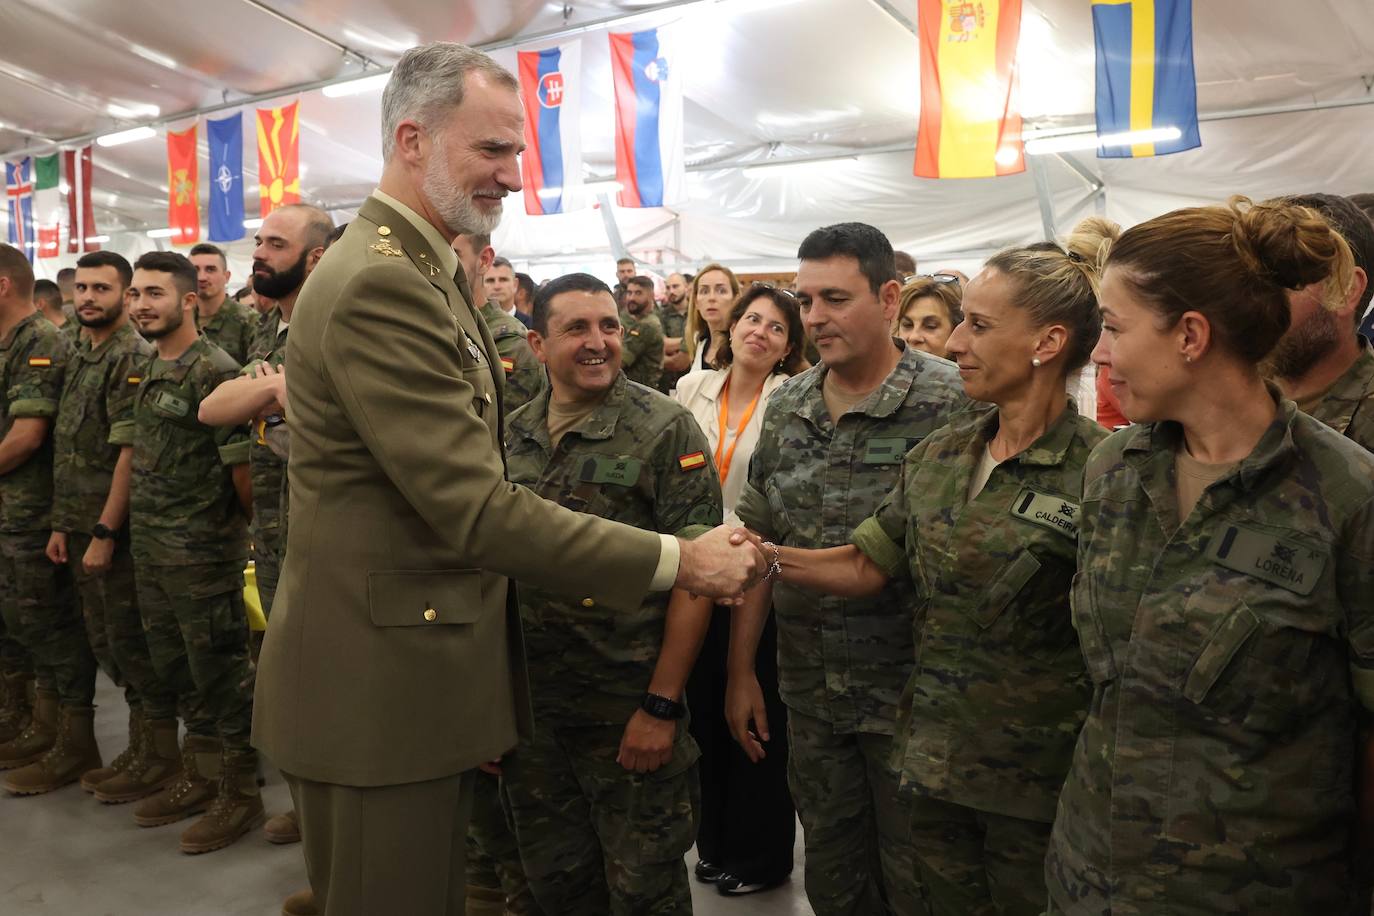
[609,25,684,209]
[518,42,583,216]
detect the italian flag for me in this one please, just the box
[33,154,62,259]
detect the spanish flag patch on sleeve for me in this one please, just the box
[500,357,515,373]
[28,356,52,368]
[678,451,706,472]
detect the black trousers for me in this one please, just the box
[685,605,795,880]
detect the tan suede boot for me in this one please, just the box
[3,705,102,795]
[132,734,220,827]
[263,807,301,844]
[280,888,318,916]
[0,687,58,770]
[95,717,181,804]
[0,672,34,745]
[179,748,265,854]
[81,707,141,793]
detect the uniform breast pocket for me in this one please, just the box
[1181,588,1334,737]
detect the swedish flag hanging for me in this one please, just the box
[1092,0,1201,158]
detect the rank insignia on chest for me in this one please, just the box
[863,437,909,465]
[1010,487,1079,538]
[678,451,706,472]
[1205,524,1326,596]
[127,375,143,385]
[500,357,515,373]
[369,239,404,257]
[579,456,643,487]
[27,356,52,368]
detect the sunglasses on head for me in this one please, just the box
[904,273,960,285]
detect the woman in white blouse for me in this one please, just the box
[675,283,806,520]
[677,283,806,895]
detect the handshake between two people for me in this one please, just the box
[672,524,777,603]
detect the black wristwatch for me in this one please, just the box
[640,693,686,721]
[91,523,115,541]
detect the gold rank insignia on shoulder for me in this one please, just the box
[370,239,403,257]
[376,225,391,236]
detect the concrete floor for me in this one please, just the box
[2,675,814,916]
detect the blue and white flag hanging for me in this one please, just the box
[609,25,684,208]
[208,114,246,241]
[518,42,584,216]
[5,159,35,262]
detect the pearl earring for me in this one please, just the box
[1031,358,1042,367]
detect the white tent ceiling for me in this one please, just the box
[2,0,1373,281]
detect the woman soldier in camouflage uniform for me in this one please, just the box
[747,224,1111,914]
[1047,197,1374,914]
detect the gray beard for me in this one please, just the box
[422,144,502,237]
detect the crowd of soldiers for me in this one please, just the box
[3,184,1374,916]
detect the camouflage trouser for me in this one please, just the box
[136,561,254,753]
[467,769,542,915]
[787,707,926,916]
[501,722,700,916]
[0,601,31,678]
[68,532,166,714]
[251,534,281,620]
[907,793,1052,916]
[0,530,95,705]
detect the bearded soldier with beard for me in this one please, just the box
[252,42,763,916]
[1268,193,1374,452]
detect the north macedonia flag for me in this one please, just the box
[257,100,301,217]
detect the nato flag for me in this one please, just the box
[208,114,245,241]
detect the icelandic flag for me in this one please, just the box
[5,159,35,262]
[208,114,246,242]
[609,26,684,208]
[1092,0,1201,157]
[518,42,583,216]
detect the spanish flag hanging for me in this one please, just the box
[257,100,301,217]
[915,1,1024,179]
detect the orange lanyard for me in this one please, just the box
[714,375,763,486]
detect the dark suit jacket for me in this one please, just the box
[252,195,662,786]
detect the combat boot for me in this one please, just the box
[281,888,318,916]
[3,705,102,795]
[132,734,220,826]
[0,672,34,745]
[82,707,141,793]
[95,717,181,804]
[263,807,301,844]
[180,748,265,854]
[0,687,57,769]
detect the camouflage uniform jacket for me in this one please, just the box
[51,322,154,533]
[736,344,968,734]
[243,307,289,560]
[656,302,687,343]
[504,373,723,726]
[130,335,251,566]
[479,300,545,413]
[1046,392,1374,915]
[620,308,664,389]
[196,297,258,364]
[0,311,71,534]
[853,404,1105,822]
[1307,338,1374,453]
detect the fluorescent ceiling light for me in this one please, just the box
[97,126,157,148]
[1025,126,1182,156]
[106,102,161,119]
[322,73,391,98]
[243,218,264,229]
[743,156,857,176]
[83,235,110,244]
[145,228,176,238]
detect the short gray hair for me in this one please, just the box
[380,42,519,160]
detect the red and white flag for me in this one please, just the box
[65,146,99,252]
